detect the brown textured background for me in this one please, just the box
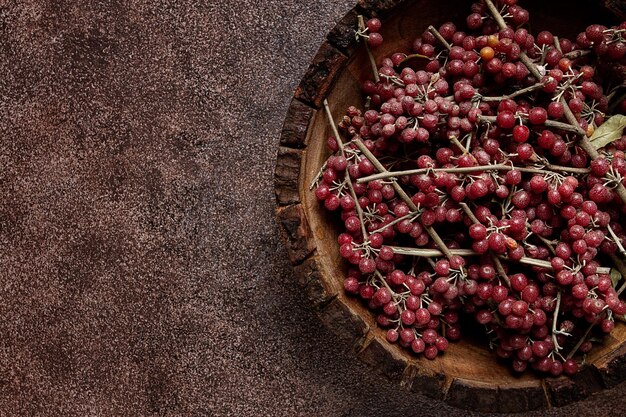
[0,0,625,416]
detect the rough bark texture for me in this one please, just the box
[357,337,407,381]
[293,255,338,308]
[327,9,361,54]
[318,297,370,349]
[294,42,348,108]
[445,378,548,413]
[592,338,626,387]
[404,364,449,401]
[358,0,407,13]
[280,98,316,149]
[274,146,303,206]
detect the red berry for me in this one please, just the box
[528,107,547,125]
[517,143,533,161]
[537,30,554,46]
[512,124,530,142]
[530,175,547,193]
[368,32,384,48]
[367,18,382,32]
[386,329,399,343]
[467,13,483,30]
[547,101,564,119]
[586,24,607,42]
[488,232,507,253]
[469,223,487,240]
[496,110,516,129]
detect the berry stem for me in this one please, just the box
[479,81,546,102]
[449,136,476,161]
[559,97,590,138]
[607,224,626,257]
[611,181,626,207]
[537,235,557,256]
[553,36,563,54]
[425,225,455,259]
[323,99,345,152]
[370,211,418,234]
[352,138,418,211]
[399,53,429,66]
[491,255,511,287]
[566,319,596,359]
[357,162,588,183]
[504,256,552,270]
[389,246,476,257]
[348,177,369,240]
[358,15,380,83]
[564,49,591,60]
[357,164,510,182]
[324,99,369,240]
[537,164,591,175]
[552,291,564,353]
[427,25,451,51]
[483,0,507,30]
[459,203,511,286]
[309,159,328,190]
[519,53,542,80]
[459,202,479,224]
[376,270,401,303]
[478,114,582,135]
[389,244,579,272]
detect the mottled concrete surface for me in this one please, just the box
[0,1,626,416]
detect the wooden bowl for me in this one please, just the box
[275,0,626,412]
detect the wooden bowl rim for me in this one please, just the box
[275,0,626,412]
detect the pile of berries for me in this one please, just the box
[313,0,626,376]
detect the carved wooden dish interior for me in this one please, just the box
[276,0,626,412]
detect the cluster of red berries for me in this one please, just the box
[315,0,626,376]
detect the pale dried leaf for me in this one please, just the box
[589,114,626,149]
[611,268,623,288]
